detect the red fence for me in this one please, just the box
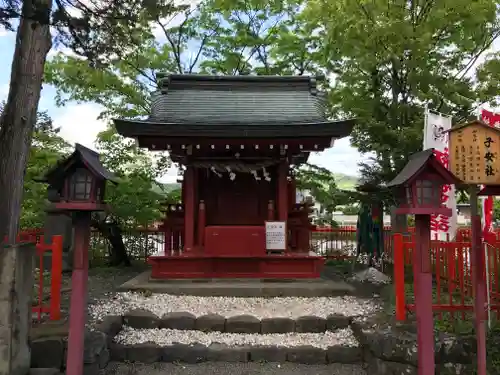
[4,230,63,322]
[393,233,500,320]
[15,224,500,323]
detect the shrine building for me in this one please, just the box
[113,74,355,279]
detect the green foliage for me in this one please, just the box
[95,125,172,228]
[23,127,70,228]
[341,204,359,215]
[477,52,500,107]
[302,0,500,184]
[0,102,71,229]
[294,163,352,222]
[44,0,349,218]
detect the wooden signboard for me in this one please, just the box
[449,120,500,185]
[265,221,287,250]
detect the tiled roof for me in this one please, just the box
[148,74,328,125]
[40,144,117,185]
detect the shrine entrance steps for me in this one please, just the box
[117,270,355,297]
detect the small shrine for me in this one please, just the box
[113,74,355,278]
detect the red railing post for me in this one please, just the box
[447,244,456,292]
[50,235,63,321]
[267,200,275,221]
[393,233,406,321]
[36,235,45,322]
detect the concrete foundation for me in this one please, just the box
[0,242,36,375]
[118,271,355,297]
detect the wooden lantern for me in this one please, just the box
[39,143,117,212]
[387,149,462,216]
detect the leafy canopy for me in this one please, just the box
[44,0,346,215]
[302,0,500,184]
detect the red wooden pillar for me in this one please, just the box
[198,200,206,248]
[288,178,296,208]
[414,214,435,375]
[470,185,487,375]
[164,226,172,255]
[268,200,275,220]
[278,160,288,222]
[184,167,195,252]
[66,211,91,375]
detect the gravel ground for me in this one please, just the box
[52,266,147,323]
[100,362,367,375]
[89,292,380,322]
[114,327,358,348]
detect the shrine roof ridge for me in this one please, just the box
[445,119,500,133]
[157,73,324,91]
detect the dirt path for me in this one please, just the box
[101,362,367,375]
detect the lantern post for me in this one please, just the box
[38,144,117,375]
[387,149,462,375]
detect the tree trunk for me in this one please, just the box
[92,219,131,266]
[0,0,53,243]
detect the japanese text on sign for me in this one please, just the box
[484,136,496,177]
[265,221,287,250]
[449,122,500,184]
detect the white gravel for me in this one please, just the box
[89,292,380,321]
[114,326,359,349]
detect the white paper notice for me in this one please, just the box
[265,221,287,250]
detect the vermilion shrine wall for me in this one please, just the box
[198,167,278,226]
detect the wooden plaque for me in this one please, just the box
[449,121,500,185]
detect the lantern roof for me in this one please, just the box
[112,74,356,139]
[38,143,118,185]
[387,148,462,188]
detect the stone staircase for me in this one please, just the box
[103,309,363,365]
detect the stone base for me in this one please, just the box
[118,271,355,297]
[30,330,111,372]
[112,342,362,365]
[351,314,477,375]
[122,309,351,334]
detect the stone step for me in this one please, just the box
[118,271,356,297]
[118,309,352,334]
[95,314,362,365]
[109,341,362,365]
[89,292,381,325]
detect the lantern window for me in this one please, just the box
[70,168,93,201]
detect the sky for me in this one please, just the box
[0,22,498,184]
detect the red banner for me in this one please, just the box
[482,109,500,127]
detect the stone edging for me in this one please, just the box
[96,314,363,365]
[121,308,352,333]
